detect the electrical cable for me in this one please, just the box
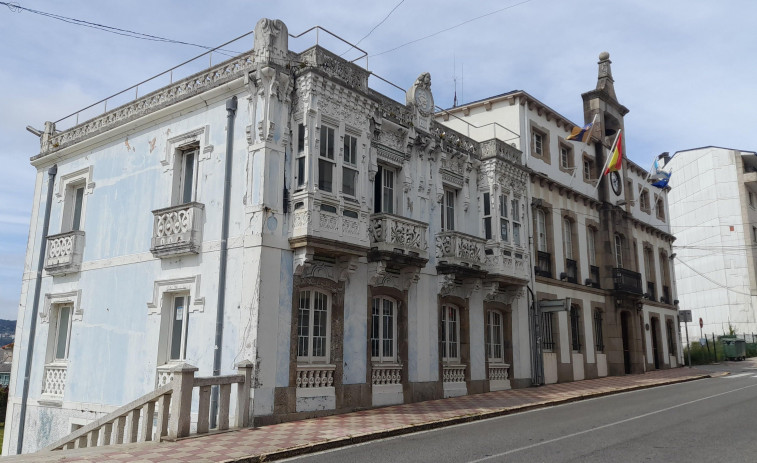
[340,0,405,57]
[674,256,754,297]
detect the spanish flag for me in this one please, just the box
[604,132,623,175]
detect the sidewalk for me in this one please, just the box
[3,368,711,463]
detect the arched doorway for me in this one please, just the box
[621,311,632,374]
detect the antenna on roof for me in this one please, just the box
[453,53,458,107]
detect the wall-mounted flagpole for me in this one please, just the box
[592,128,622,194]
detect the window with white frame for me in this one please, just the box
[374,165,396,213]
[533,131,544,156]
[342,134,359,198]
[175,146,199,205]
[560,144,572,169]
[563,218,574,260]
[536,209,547,252]
[161,294,190,363]
[440,304,460,363]
[485,309,505,363]
[296,123,306,188]
[656,198,665,221]
[587,227,597,267]
[48,305,73,363]
[62,183,86,232]
[511,198,521,246]
[318,125,335,192]
[441,188,456,231]
[640,189,650,211]
[499,194,509,242]
[297,289,330,363]
[583,158,593,180]
[482,192,492,240]
[614,234,623,268]
[371,297,397,363]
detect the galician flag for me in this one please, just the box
[604,132,623,175]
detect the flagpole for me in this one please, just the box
[592,128,622,194]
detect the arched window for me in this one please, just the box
[485,309,505,363]
[371,296,397,363]
[570,305,582,352]
[440,304,460,363]
[297,289,330,363]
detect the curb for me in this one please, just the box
[223,373,711,463]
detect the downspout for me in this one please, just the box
[210,95,237,428]
[17,163,57,454]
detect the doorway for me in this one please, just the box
[621,311,632,374]
[650,317,660,369]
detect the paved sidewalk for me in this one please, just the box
[3,368,711,463]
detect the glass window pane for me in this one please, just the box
[312,292,328,358]
[342,167,357,197]
[182,151,195,204]
[383,299,394,358]
[55,306,71,360]
[170,296,185,360]
[500,219,509,241]
[327,128,334,159]
[297,157,306,187]
[513,223,521,246]
[318,159,333,192]
[500,195,508,218]
[71,187,84,231]
[298,124,306,153]
[371,298,380,358]
[298,292,310,357]
[320,126,327,158]
[383,169,394,213]
[483,193,490,216]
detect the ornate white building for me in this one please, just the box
[5,19,681,454]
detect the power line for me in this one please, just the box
[0,2,240,57]
[370,0,531,58]
[674,256,754,297]
[341,0,405,57]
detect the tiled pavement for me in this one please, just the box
[3,368,712,463]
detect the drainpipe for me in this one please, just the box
[17,164,57,454]
[210,96,237,429]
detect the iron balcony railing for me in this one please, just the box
[565,259,578,284]
[536,251,552,278]
[612,267,643,295]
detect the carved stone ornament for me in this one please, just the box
[438,275,480,299]
[483,283,524,305]
[253,18,289,65]
[368,262,420,291]
[293,248,358,284]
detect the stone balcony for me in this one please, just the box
[435,231,486,273]
[369,213,429,264]
[150,202,204,258]
[484,243,530,282]
[290,195,369,252]
[45,230,85,276]
[613,267,643,295]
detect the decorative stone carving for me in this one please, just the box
[368,261,420,291]
[252,18,288,65]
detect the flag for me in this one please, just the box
[648,158,672,188]
[604,132,623,175]
[651,172,671,188]
[566,122,594,143]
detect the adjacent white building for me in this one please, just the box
[5,19,681,455]
[668,147,757,335]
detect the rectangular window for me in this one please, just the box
[318,125,335,193]
[570,306,581,352]
[297,290,330,363]
[483,192,492,240]
[296,123,306,188]
[297,157,306,188]
[169,295,189,361]
[442,189,456,231]
[533,132,544,156]
[342,134,359,197]
[541,311,555,350]
[615,235,623,268]
[511,198,520,246]
[750,191,755,208]
[71,186,84,231]
[319,125,335,159]
[499,194,509,242]
[560,145,572,169]
[297,123,306,154]
[54,306,72,361]
[485,310,504,362]
[594,310,604,352]
[587,228,597,266]
[441,305,460,362]
[583,159,592,180]
[371,297,396,362]
[563,219,573,260]
[318,159,333,192]
[179,149,197,205]
[373,166,396,213]
[656,199,665,221]
[536,209,547,252]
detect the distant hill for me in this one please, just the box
[0,319,15,347]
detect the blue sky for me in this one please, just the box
[1,0,755,320]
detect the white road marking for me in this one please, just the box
[467,383,757,463]
[723,373,751,379]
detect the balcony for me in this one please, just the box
[646,281,656,301]
[435,231,486,271]
[290,195,369,252]
[565,259,578,284]
[613,268,643,295]
[369,213,429,263]
[589,265,601,288]
[484,244,530,282]
[535,251,552,278]
[45,231,85,276]
[41,363,67,401]
[151,202,204,258]
[661,285,671,304]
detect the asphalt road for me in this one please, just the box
[283,365,757,463]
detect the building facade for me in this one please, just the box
[5,19,681,454]
[668,147,757,335]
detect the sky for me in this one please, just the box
[0,0,755,320]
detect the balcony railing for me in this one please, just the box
[662,285,671,304]
[613,267,643,294]
[646,281,656,301]
[565,259,578,284]
[290,195,369,249]
[369,213,428,260]
[484,245,530,281]
[435,231,486,269]
[45,231,85,276]
[589,265,600,288]
[371,364,402,385]
[296,364,336,388]
[41,363,67,400]
[442,364,466,383]
[151,202,204,258]
[536,251,552,278]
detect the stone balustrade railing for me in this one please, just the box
[295,364,335,388]
[442,365,466,383]
[436,231,486,269]
[150,202,204,258]
[484,244,530,281]
[369,213,428,259]
[44,360,253,452]
[41,363,67,399]
[45,231,85,276]
[290,195,369,249]
[488,363,510,381]
[371,364,402,385]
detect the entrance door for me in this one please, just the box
[650,317,660,369]
[621,312,631,374]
